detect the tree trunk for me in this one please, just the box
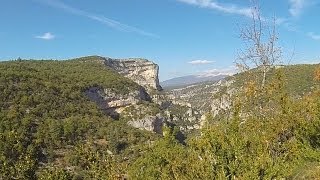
[262,66,266,88]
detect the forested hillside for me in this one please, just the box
[1,57,320,179]
[166,64,320,114]
[129,67,320,179]
[233,64,320,96]
[0,57,159,179]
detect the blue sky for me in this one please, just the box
[0,0,319,80]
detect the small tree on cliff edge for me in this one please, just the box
[236,0,282,88]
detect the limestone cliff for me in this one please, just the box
[104,57,162,91]
[85,86,150,119]
[127,114,164,134]
[84,56,204,133]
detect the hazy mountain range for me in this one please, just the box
[161,74,228,88]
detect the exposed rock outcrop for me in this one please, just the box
[104,58,162,91]
[84,56,203,133]
[127,114,164,134]
[85,86,150,119]
[84,56,165,132]
[165,78,235,115]
[164,78,236,129]
[210,79,235,117]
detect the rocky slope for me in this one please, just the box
[161,74,227,88]
[81,56,201,134]
[165,78,234,114]
[165,64,320,121]
[84,86,150,119]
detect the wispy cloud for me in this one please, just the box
[301,59,320,64]
[34,0,159,38]
[197,67,236,77]
[176,0,252,17]
[188,60,215,65]
[275,17,289,25]
[289,0,307,17]
[307,32,320,40]
[35,32,55,40]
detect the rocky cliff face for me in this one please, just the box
[210,79,235,117]
[165,78,236,129]
[85,86,150,119]
[127,114,164,134]
[165,78,235,114]
[104,58,162,91]
[84,56,204,133]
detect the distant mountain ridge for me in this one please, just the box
[161,74,228,88]
[165,63,320,114]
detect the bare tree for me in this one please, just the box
[236,0,282,88]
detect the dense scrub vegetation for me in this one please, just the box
[166,64,319,115]
[128,68,320,179]
[0,57,158,179]
[1,57,320,179]
[233,64,319,96]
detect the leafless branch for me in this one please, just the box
[236,0,282,88]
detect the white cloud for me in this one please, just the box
[275,17,288,25]
[35,32,55,40]
[289,0,307,17]
[301,59,320,64]
[188,60,215,65]
[308,32,320,40]
[197,67,236,77]
[176,0,252,17]
[177,0,291,28]
[35,0,159,38]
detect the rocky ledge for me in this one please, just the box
[85,86,150,119]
